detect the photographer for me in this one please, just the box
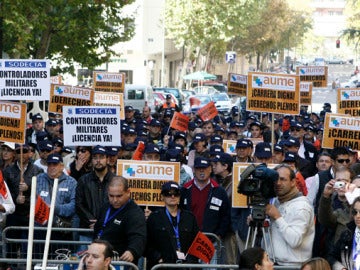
[265,164,314,266]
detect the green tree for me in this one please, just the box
[1,0,136,75]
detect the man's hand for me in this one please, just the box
[265,204,281,220]
[323,179,336,198]
[89,219,97,229]
[16,195,25,204]
[19,183,28,192]
[120,250,134,262]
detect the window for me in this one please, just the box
[127,89,144,100]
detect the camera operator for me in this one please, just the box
[264,163,314,267]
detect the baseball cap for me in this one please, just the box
[52,137,63,147]
[284,151,298,162]
[209,145,224,155]
[125,105,134,112]
[144,144,160,154]
[172,144,185,153]
[273,143,284,153]
[123,127,137,135]
[174,131,187,141]
[47,153,63,164]
[164,149,181,162]
[194,157,211,168]
[188,122,197,131]
[284,137,300,147]
[38,140,53,151]
[1,142,15,150]
[210,135,223,144]
[254,142,272,158]
[290,121,303,129]
[106,146,120,156]
[166,94,172,99]
[323,102,331,108]
[212,153,233,167]
[149,119,162,127]
[250,121,263,128]
[92,145,107,155]
[161,181,180,194]
[46,119,58,126]
[193,133,206,143]
[236,138,251,148]
[36,131,49,142]
[32,113,43,122]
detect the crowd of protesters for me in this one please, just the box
[0,99,360,270]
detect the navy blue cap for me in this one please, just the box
[172,144,185,153]
[48,112,57,118]
[212,153,233,167]
[284,151,298,162]
[164,109,173,117]
[46,119,58,126]
[323,102,331,108]
[174,131,187,141]
[188,122,197,131]
[161,181,180,193]
[247,115,258,121]
[274,143,284,153]
[47,153,63,164]
[52,137,63,146]
[236,138,252,148]
[209,144,224,155]
[290,121,303,129]
[166,94,172,99]
[284,137,300,147]
[250,121,263,128]
[137,130,148,137]
[210,135,223,144]
[36,131,49,142]
[123,127,137,135]
[62,147,73,154]
[144,144,160,154]
[15,143,30,150]
[149,119,162,127]
[194,157,211,168]
[38,140,53,151]
[193,133,206,143]
[32,113,43,122]
[215,126,225,133]
[229,121,240,128]
[92,145,107,155]
[106,146,120,156]
[254,142,272,158]
[125,105,134,112]
[165,149,181,162]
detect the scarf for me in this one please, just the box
[277,188,300,203]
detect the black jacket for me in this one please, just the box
[146,208,199,269]
[76,170,114,228]
[94,200,147,263]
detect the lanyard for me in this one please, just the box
[165,208,181,250]
[97,200,129,238]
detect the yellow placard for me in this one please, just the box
[227,73,247,96]
[0,101,27,144]
[49,84,94,114]
[222,140,237,156]
[337,88,360,116]
[117,160,181,206]
[296,65,328,88]
[246,72,300,115]
[94,91,125,120]
[300,82,313,106]
[93,71,125,93]
[323,113,360,150]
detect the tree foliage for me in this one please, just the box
[1,0,136,75]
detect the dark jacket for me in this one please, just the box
[146,208,199,269]
[94,200,147,263]
[4,161,44,216]
[327,221,356,270]
[76,170,114,228]
[180,179,231,238]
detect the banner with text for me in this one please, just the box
[63,106,121,146]
[93,71,125,93]
[300,82,313,106]
[0,101,27,144]
[94,91,125,120]
[49,85,94,114]
[0,59,50,101]
[227,73,247,96]
[323,113,360,150]
[246,72,300,115]
[337,88,360,116]
[117,160,180,206]
[296,65,328,88]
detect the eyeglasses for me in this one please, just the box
[352,209,360,216]
[163,191,181,197]
[15,149,29,154]
[290,128,301,132]
[336,159,350,164]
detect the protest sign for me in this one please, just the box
[117,160,180,206]
[296,65,328,87]
[63,106,121,146]
[222,140,237,156]
[0,171,8,199]
[49,85,94,114]
[247,72,300,115]
[50,76,62,85]
[227,73,247,96]
[93,71,125,93]
[300,82,313,106]
[0,101,27,144]
[170,112,189,132]
[35,195,50,225]
[94,91,124,120]
[0,59,50,100]
[198,101,218,121]
[323,113,360,150]
[187,232,215,264]
[337,88,360,116]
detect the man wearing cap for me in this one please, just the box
[187,133,210,170]
[146,181,199,269]
[235,138,254,163]
[272,143,285,164]
[26,113,45,144]
[106,147,120,174]
[180,157,231,263]
[0,142,16,170]
[143,144,161,161]
[147,119,163,148]
[320,102,332,118]
[45,118,61,141]
[34,140,54,172]
[158,94,180,113]
[124,106,136,126]
[36,153,77,250]
[4,143,43,258]
[76,145,115,250]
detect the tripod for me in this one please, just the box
[245,206,276,263]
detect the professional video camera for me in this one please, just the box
[237,163,279,220]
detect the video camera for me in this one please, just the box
[237,163,279,219]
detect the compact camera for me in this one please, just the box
[334,181,345,189]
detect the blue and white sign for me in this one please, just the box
[0,59,51,101]
[63,106,121,146]
[226,51,237,64]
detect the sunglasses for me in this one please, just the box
[40,149,52,153]
[163,191,181,197]
[15,149,29,154]
[352,209,360,216]
[290,128,301,132]
[336,159,350,164]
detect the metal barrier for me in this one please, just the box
[151,265,300,270]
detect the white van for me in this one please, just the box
[124,84,155,112]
